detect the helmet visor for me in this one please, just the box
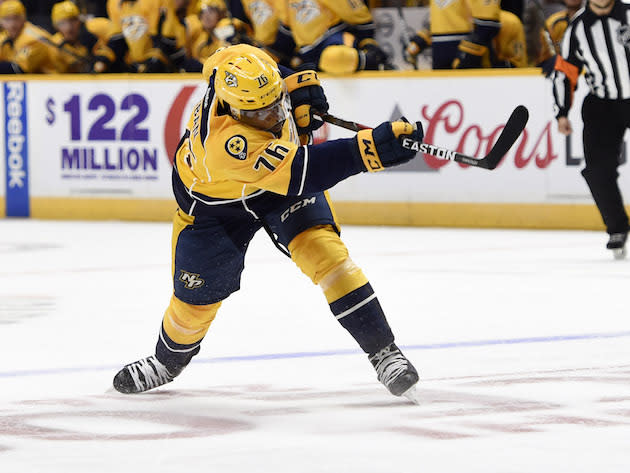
[237,93,291,133]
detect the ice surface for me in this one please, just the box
[1,220,629,472]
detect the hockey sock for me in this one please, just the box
[288,226,395,354]
[156,295,221,368]
[156,325,202,370]
[329,282,395,355]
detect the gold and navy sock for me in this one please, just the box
[329,282,394,355]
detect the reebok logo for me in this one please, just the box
[6,82,26,189]
[4,81,29,217]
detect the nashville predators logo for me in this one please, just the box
[225,135,248,160]
[179,271,204,289]
[289,0,320,24]
[617,25,630,50]
[249,1,273,26]
[224,70,238,87]
[121,15,149,41]
[434,0,457,8]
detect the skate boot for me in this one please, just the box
[606,232,627,260]
[113,355,183,394]
[369,343,420,403]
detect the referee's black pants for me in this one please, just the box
[581,94,630,234]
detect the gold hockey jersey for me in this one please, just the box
[493,10,526,68]
[176,44,302,199]
[0,22,56,73]
[430,0,500,37]
[107,0,186,64]
[190,28,226,62]
[539,9,571,63]
[241,0,279,45]
[51,18,115,73]
[283,0,372,48]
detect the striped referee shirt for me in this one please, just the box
[552,0,630,117]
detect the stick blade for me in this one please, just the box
[483,105,529,169]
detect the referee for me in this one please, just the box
[552,0,630,258]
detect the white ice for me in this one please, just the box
[1,220,630,473]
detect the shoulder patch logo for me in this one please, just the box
[225,135,248,160]
[434,0,457,9]
[249,1,273,26]
[289,0,320,24]
[225,70,238,87]
[618,25,630,50]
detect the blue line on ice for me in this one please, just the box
[2,330,630,378]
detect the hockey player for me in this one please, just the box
[210,1,300,69]
[488,9,527,68]
[0,0,56,74]
[405,0,502,69]
[106,0,188,72]
[268,0,391,74]
[113,44,423,401]
[405,9,527,69]
[189,0,229,63]
[225,0,279,46]
[50,1,116,73]
[538,0,583,67]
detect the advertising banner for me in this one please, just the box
[27,78,206,201]
[1,71,628,228]
[321,72,629,205]
[4,81,29,217]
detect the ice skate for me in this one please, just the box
[606,232,627,260]
[369,343,419,403]
[113,355,183,394]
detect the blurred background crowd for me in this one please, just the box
[0,0,579,75]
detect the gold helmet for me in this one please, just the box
[214,50,288,132]
[52,1,80,25]
[0,0,26,19]
[214,52,283,111]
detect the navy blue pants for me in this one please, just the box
[171,169,338,305]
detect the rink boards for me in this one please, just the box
[1,70,628,229]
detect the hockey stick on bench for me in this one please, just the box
[315,105,529,170]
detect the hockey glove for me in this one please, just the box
[214,18,251,44]
[452,40,488,69]
[91,55,111,73]
[359,39,392,70]
[138,56,168,73]
[355,120,424,172]
[285,68,329,135]
[404,32,429,65]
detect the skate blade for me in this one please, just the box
[612,247,627,260]
[401,384,421,405]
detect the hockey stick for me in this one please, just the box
[397,2,418,70]
[316,105,529,170]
